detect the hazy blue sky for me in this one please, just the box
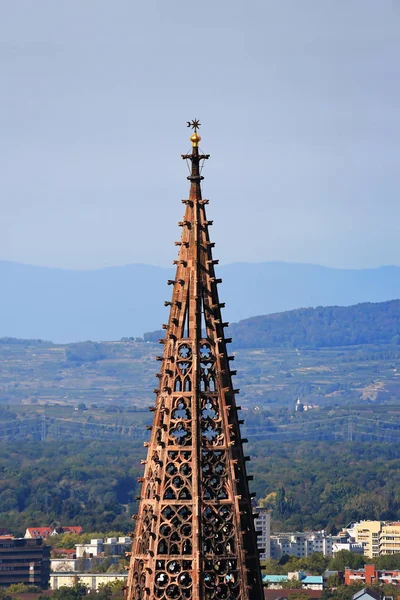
[1,1,399,270]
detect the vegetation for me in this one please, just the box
[2,301,400,539]
[322,582,400,600]
[2,439,400,535]
[7,584,41,593]
[262,553,331,576]
[52,584,89,600]
[230,300,400,349]
[51,581,124,600]
[46,532,125,549]
[2,338,400,426]
[0,440,143,536]
[3,300,400,415]
[262,552,400,600]
[248,441,400,531]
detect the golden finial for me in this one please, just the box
[187,119,201,147]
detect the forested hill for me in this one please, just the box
[229,299,400,349]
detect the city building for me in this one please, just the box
[352,521,400,558]
[0,536,50,588]
[352,589,381,600]
[353,522,382,558]
[270,531,344,559]
[50,572,127,590]
[264,590,323,600]
[345,565,400,586]
[25,526,83,539]
[50,558,77,573]
[75,537,131,559]
[262,572,323,590]
[379,523,400,556]
[332,541,364,555]
[25,528,53,540]
[254,508,271,559]
[51,537,132,573]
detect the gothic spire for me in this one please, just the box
[125,123,264,600]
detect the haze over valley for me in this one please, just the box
[2,260,400,342]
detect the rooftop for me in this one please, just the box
[302,577,323,585]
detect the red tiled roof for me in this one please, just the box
[52,548,76,556]
[61,526,84,534]
[26,526,83,538]
[26,527,53,538]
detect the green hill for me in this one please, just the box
[230,299,400,349]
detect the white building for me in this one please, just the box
[75,537,131,559]
[50,572,127,591]
[50,558,78,573]
[270,531,347,559]
[332,541,364,556]
[254,508,271,559]
[75,539,104,559]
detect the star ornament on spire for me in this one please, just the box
[187,119,201,132]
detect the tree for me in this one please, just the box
[374,553,400,570]
[97,581,125,600]
[298,552,329,575]
[328,550,366,572]
[322,582,364,600]
[261,559,286,575]
[8,584,40,593]
[52,583,88,600]
[325,574,341,588]
[274,486,287,519]
[288,593,311,600]
[286,578,304,589]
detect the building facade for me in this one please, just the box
[75,537,131,559]
[254,509,271,560]
[25,526,83,539]
[352,521,400,558]
[262,572,323,590]
[0,537,50,588]
[331,542,364,555]
[345,565,400,586]
[270,531,350,559]
[50,572,127,590]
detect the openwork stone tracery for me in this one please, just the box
[126,124,264,600]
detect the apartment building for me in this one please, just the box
[345,564,400,586]
[0,537,50,588]
[352,521,400,558]
[254,508,271,559]
[51,537,133,573]
[379,523,400,555]
[353,522,382,558]
[50,572,127,590]
[75,537,131,559]
[270,531,342,559]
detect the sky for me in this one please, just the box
[0,0,399,270]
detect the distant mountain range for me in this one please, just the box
[1,260,400,342]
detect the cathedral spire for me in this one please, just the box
[126,123,264,600]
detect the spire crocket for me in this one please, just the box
[125,122,264,600]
